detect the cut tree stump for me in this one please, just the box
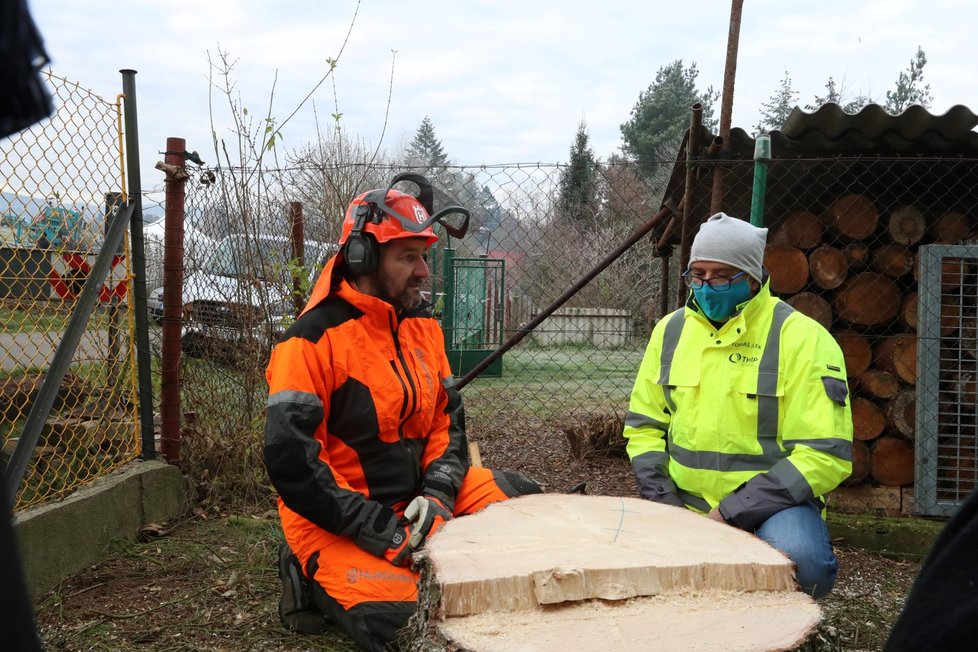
[844,440,871,485]
[932,211,971,244]
[851,397,885,442]
[883,389,917,439]
[808,245,848,290]
[857,369,901,400]
[764,244,809,295]
[900,292,918,331]
[826,194,879,240]
[843,241,871,272]
[834,272,902,326]
[875,335,918,385]
[771,210,823,249]
[887,205,926,245]
[834,332,872,377]
[416,494,820,652]
[786,292,832,329]
[870,436,915,486]
[872,244,914,278]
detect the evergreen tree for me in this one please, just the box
[885,46,933,114]
[754,70,799,135]
[557,120,601,222]
[806,76,875,114]
[407,116,450,169]
[620,60,718,177]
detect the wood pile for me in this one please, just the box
[765,195,975,491]
[408,494,820,652]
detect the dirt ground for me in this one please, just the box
[34,414,924,651]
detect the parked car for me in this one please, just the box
[161,233,334,359]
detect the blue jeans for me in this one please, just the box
[754,501,838,598]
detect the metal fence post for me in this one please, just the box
[160,137,187,464]
[120,69,156,460]
[289,201,305,315]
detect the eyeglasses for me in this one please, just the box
[682,270,748,291]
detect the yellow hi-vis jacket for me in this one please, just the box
[624,280,853,531]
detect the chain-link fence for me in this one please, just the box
[0,71,140,510]
[156,152,976,517]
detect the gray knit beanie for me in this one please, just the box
[689,213,768,283]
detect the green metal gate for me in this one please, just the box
[441,249,505,377]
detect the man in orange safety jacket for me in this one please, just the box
[263,173,540,651]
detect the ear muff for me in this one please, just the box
[343,204,379,275]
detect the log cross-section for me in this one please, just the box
[826,194,879,240]
[420,494,821,652]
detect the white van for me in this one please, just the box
[173,233,335,358]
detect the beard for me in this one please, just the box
[379,277,423,312]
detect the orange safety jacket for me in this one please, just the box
[263,255,468,558]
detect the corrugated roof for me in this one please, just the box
[726,102,978,156]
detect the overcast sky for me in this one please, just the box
[28,0,978,200]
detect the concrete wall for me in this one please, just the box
[13,459,191,599]
[531,307,632,348]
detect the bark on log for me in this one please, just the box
[857,369,901,400]
[826,194,879,240]
[418,494,821,652]
[844,440,871,486]
[900,292,918,331]
[887,205,926,245]
[833,272,902,326]
[875,335,918,385]
[764,244,809,295]
[808,245,849,290]
[771,210,824,249]
[852,397,885,442]
[872,244,914,278]
[843,241,871,272]
[883,389,917,439]
[786,292,832,329]
[932,211,972,244]
[834,331,872,377]
[869,436,915,486]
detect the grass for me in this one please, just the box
[34,510,359,652]
[0,303,112,333]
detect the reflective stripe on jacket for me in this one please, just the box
[624,281,853,530]
[263,255,468,558]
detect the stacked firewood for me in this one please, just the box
[765,194,975,489]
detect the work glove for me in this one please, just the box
[382,520,414,567]
[404,495,453,549]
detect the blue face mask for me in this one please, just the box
[692,278,753,322]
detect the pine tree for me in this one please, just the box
[754,69,799,135]
[620,60,718,177]
[557,120,601,222]
[885,46,933,114]
[806,76,875,114]
[407,116,450,170]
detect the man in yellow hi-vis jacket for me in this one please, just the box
[624,213,853,598]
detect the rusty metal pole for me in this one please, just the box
[160,138,187,464]
[710,0,744,215]
[677,103,703,309]
[288,202,305,315]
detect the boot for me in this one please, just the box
[277,542,328,634]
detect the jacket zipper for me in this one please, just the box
[389,313,418,440]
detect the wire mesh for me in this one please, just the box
[0,71,140,510]
[158,154,977,516]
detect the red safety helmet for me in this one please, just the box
[338,173,470,275]
[339,189,438,248]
